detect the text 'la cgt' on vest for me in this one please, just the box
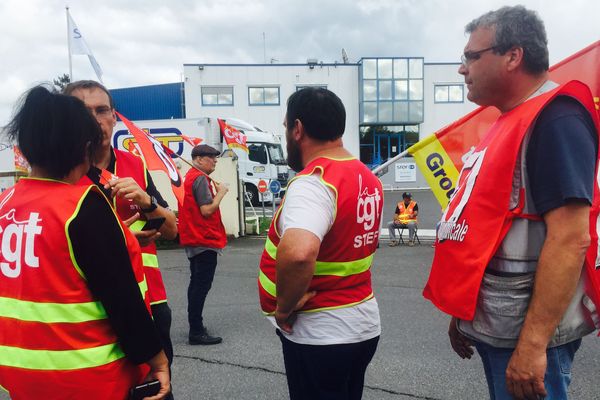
[258,157,383,315]
[0,178,149,399]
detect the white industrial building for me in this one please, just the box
[183,58,477,187]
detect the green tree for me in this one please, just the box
[53,73,71,91]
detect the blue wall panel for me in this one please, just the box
[110,83,185,120]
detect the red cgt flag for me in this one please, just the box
[218,119,248,152]
[409,40,600,208]
[126,140,142,157]
[180,134,203,147]
[13,145,29,173]
[116,112,184,205]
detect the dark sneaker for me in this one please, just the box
[189,329,222,345]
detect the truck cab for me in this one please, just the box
[222,118,288,205]
[112,116,288,206]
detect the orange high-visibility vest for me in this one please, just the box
[396,200,417,224]
[423,81,600,321]
[179,167,227,249]
[113,149,168,306]
[0,178,149,399]
[259,157,383,314]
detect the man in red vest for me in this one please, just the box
[179,144,228,345]
[259,88,382,399]
[64,81,178,399]
[423,6,600,400]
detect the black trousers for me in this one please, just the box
[151,300,174,399]
[187,250,218,335]
[277,330,379,400]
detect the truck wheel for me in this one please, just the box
[245,184,259,206]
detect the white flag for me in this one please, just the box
[67,12,103,82]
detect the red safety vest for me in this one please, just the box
[423,80,600,321]
[0,178,149,400]
[396,200,417,224]
[179,167,227,249]
[113,149,168,306]
[259,157,383,314]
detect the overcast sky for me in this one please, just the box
[0,0,598,127]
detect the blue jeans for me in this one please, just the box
[474,339,581,400]
[187,250,218,336]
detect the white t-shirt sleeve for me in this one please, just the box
[277,174,335,241]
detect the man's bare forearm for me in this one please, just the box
[275,229,319,314]
[517,203,590,350]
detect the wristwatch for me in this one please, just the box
[141,195,158,213]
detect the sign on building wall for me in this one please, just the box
[395,163,416,182]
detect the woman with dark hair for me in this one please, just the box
[0,86,170,399]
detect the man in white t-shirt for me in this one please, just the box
[258,88,383,399]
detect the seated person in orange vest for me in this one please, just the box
[387,192,418,246]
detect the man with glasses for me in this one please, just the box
[423,6,600,400]
[179,144,229,345]
[64,80,178,399]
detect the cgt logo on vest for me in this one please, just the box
[0,209,42,278]
[355,174,381,248]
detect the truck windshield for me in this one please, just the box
[266,144,286,165]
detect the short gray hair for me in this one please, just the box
[466,5,549,74]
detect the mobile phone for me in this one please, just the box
[141,217,166,231]
[129,379,160,400]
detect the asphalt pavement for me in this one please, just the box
[158,236,600,400]
[3,193,599,399]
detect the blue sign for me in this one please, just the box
[269,180,281,194]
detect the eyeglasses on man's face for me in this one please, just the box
[87,106,113,118]
[460,46,498,66]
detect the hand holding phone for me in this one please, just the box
[142,217,166,231]
[129,380,160,400]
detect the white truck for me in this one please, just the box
[112,117,289,205]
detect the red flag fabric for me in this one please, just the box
[218,119,248,152]
[116,112,184,205]
[126,140,142,158]
[409,40,600,208]
[98,168,119,186]
[13,146,29,173]
[180,134,203,147]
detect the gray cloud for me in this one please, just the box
[1,0,598,126]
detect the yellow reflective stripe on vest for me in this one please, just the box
[264,238,374,276]
[0,342,125,371]
[0,296,106,323]
[264,238,278,259]
[315,254,373,276]
[259,270,277,297]
[139,276,149,298]
[300,293,374,314]
[129,220,146,231]
[142,253,159,268]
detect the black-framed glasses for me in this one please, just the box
[460,46,498,66]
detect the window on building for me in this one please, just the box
[201,86,233,106]
[359,57,424,124]
[434,84,464,103]
[248,87,280,106]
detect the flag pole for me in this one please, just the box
[66,6,73,81]
[371,149,409,177]
[165,146,196,170]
